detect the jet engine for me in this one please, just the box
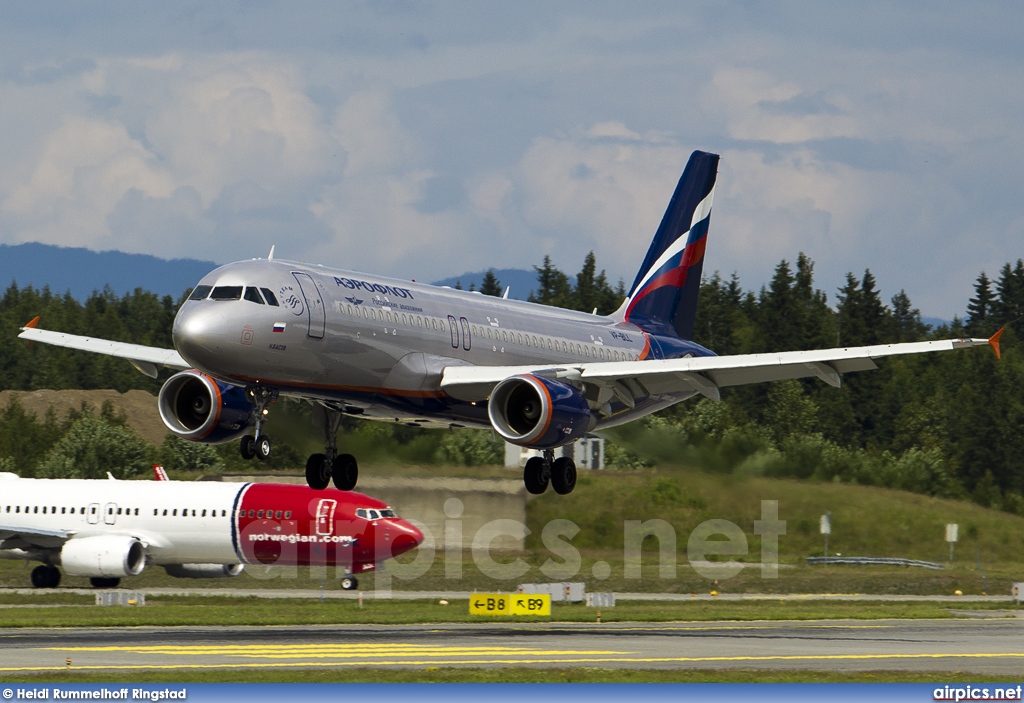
[158,369,253,443]
[163,563,245,579]
[60,536,146,578]
[487,374,592,449]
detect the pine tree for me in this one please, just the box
[573,252,600,313]
[479,270,502,297]
[528,255,573,308]
[965,272,995,337]
[890,290,928,342]
[994,259,1024,334]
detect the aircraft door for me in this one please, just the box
[447,315,459,349]
[315,499,337,536]
[86,503,100,525]
[104,503,118,525]
[460,317,471,351]
[292,272,326,339]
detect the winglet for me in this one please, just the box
[24,316,40,329]
[989,327,1004,359]
[153,464,169,481]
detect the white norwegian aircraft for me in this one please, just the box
[18,151,1003,496]
[0,470,423,590]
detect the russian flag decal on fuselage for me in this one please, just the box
[273,322,286,333]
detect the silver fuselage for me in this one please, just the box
[173,259,714,430]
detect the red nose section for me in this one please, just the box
[390,519,424,557]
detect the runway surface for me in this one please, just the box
[2,619,1023,675]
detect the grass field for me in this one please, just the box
[0,594,1018,628]
[3,463,1023,596]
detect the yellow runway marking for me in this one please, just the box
[4,652,1024,673]
[45,644,623,660]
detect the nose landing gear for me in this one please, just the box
[238,385,278,462]
[523,448,577,495]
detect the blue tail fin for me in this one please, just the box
[613,150,719,339]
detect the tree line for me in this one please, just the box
[1,254,1022,514]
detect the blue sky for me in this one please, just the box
[0,2,1021,317]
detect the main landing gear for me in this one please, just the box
[29,566,120,589]
[305,404,359,491]
[239,385,278,462]
[523,449,577,496]
[31,565,61,588]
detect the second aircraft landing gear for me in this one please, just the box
[523,449,577,495]
[30,564,61,588]
[306,403,359,491]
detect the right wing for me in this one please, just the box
[442,331,1003,404]
[18,317,189,378]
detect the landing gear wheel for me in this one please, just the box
[31,565,61,588]
[254,435,272,461]
[523,456,550,495]
[332,454,359,491]
[90,577,121,589]
[340,577,358,591]
[239,435,256,460]
[551,456,577,495]
[305,453,330,490]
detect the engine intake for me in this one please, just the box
[487,374,592,449]
[158,370,253,444]
[60,536,146,578]
[163,564,245,579]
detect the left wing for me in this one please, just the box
[0,525,70,550]
[441,332,1002,403]
[18,317,189,378]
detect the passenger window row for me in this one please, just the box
[335,303,639,361]
[238,509,292,520]
[4,505,140,516]
[152,508,230,518]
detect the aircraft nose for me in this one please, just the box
[390,519,424,557]
[173,306,226,368]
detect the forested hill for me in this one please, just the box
[0,243,217,301]
[0,252,1022,514]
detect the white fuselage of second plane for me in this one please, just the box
[0,473,423,571]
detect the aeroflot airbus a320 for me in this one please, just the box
[0,470,423,589]
[19,151,1003,496]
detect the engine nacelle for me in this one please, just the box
[487,374,592,449]
[158,370,253,444]
[60,536,146,578]
[163,563,245,579]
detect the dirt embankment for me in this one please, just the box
[0,389,167,445]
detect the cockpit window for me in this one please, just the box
[261,288,280,306]
[367,509,381,520]
[243,287,265,304]
[380,508,396,518]
[356,509,367,519]
[210,286,243,300]
[188,285,212,301]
